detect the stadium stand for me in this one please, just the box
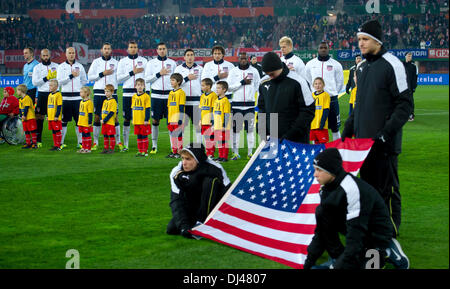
[0,0,447,52]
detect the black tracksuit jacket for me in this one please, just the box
[305,170,393,269]
[257,63,315,143]
[344,47,413,154]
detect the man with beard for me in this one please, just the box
[342,20,413,237]
[32,49,59,147]
[88,42,120,151]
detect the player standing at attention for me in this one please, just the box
[47,80,63,151]
[117,41,147,152]
[88,42,120,151]
[17,84,38,149]
[166,73,186,158]
[77,87,94,153]
[279,36,307,81]
[57,47,88,149]
[201,45,235,98]
[213,81,231,162]
[174,49,203,143]
[131,78,152,157]
[310,77,330,144]
[227,51,261,160]
[101,84,118,154]
[32,48,58,147]
[305,42,344,141]
[145,42,176,154]
[199,78,217,159]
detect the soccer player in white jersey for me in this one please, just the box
[279,36,307,82]
[117,41,148,152]
[87,42,120,150]
[201,45,235,99]
[56,47,88,148]
[174,49,203,143]
[145,42,176,154]
[32,48,58,146]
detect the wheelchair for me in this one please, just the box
[0,116,25,145]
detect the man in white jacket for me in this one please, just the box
[56,47,87,148]
[87,42,119,150]
[226,52,260,160]
[174,49,203,144]
[201,45,235,99]
[279,36,307,82]
[117,41,148,152]
[305,42,344,141]
[32,48,58,146]
[145,42,176,154]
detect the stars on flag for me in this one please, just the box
[233,140,323,212]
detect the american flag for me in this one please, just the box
[191,138,374,269]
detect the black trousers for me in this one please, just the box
[360,143,401,237]
[308,205,388,269]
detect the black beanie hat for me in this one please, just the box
[262,52,283,72]
[180,143,207,164]
[357,19,383,45]
[313,148,344,176]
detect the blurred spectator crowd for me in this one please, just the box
[0,0,448,51]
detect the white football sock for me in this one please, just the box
[61,126,67,145]
[332,131,341,141]
[152,125,159,150]
[123,125,130,147]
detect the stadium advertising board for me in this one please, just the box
[0,76,23,87]
[168,48,233,58]
[428,48,449,59]
[337,49,429,60]
[0,75,96,88]
[4,49,67,68]
[417,74,449,85]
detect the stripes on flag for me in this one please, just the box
[191,138,373,269]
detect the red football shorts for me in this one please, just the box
[78,126,93,134]
[22,119,37,132]
[201,124,214,135]
[48,120,62,131]
[167,123,180,132]
[310,129,329,144]
[101,123,115,135]
[134,124,151,135]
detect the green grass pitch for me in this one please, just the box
[0,85,448,269]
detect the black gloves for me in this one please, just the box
[341,126,353,142]
[181,228,194,239]
[373,130,393,154]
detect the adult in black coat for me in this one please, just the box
[342,20,413,237]
[345,55,362,95]
[403,52,418,121]
[167,143,231,238]
[257,52,315,144]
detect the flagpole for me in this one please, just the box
[195,140,268,227]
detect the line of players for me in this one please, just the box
[24,37,345,158]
